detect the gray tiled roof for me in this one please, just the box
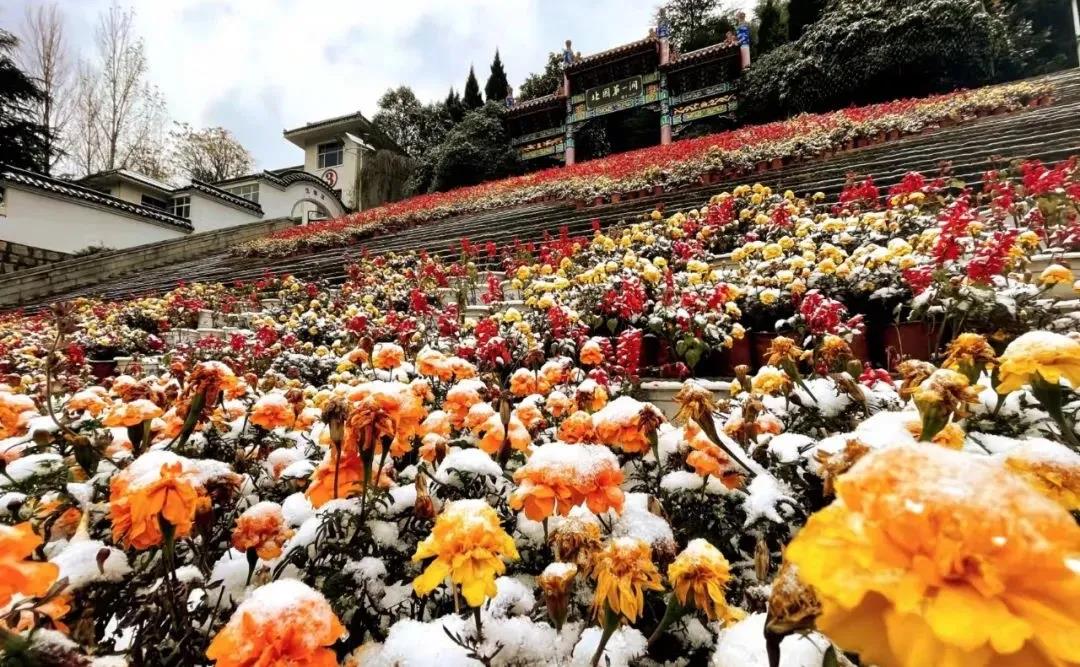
[0,164,193,230]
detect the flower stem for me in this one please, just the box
[591,605,620,667]
[647,594,685,647]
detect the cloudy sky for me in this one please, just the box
[1,0,752,170]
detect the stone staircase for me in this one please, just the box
[9,68,1080,311]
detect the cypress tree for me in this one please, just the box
[0,29,48,171]
[484,49,510,102]
[463,66,483,109]
[445,87,465,123]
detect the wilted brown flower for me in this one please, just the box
[765,336,804,366]
[549,515,603,574]
[765,561,821,636]
[673,381,716,426]
[538,562,577,631]
[897,359,937,399]
[813,439,871,496]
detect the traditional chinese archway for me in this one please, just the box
[505,31,741,167]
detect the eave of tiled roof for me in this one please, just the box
[183,180,264,215]
[0,164,193,230]
[506,93,565,117]
[566,36,658,73]
[661,42,740,71]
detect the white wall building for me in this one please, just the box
[0,109,404,255]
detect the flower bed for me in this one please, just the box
[234,79,1052,258]
[1,158,1079,667]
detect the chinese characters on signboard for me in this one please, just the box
[585,76,643,111]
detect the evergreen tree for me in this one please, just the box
[787,0,827,40]
[0,29,49,171]
[754,0,789,56]
[463,66,483,109]
[484,49,510,102]
[444,87,465,123]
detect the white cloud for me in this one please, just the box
[3,1,751,169]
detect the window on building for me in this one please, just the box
[170,196,191,219]
[226,183,260,203]
[141,194,169,210]
[317,141,344,168]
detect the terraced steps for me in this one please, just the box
[11,68,1080,309]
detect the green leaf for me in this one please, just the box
[606,318,618,333]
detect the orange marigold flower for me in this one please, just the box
[347,381,427,457]
[593,396,665,454]
[412,499,519,607]
[447,356,477,380]
[0,390,39,439]
[416,347,452,381]
[306,449,364,509]
[206,579,345,667]
[683,421,743,487]
[421,410,452,438]
[0,522,59,608]
[443,379,485,429]
[580,338,605,366]
[539,358,571,393]
[512,402,545,431]
[668,539,744,624]
[474,412,506,456]
[507,414,532,453]
[545,390,573,418]
[575,379,608,412]
[557,410,597,443]
[109,451,207,550]
[591,537,663,623]
[786,444,1080,667]
[249,393,296,430]
[231,501,294,560]
[371,342,405,370]
[510,442,625,521]
[509,368,539,397]
[66,388,109,417]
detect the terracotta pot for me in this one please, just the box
[699,173,712,186]
[755,160,768,173]
[593,196,605,206]
[610,192,622,203]
[770,157,783,170]
[709,168,723,182]
[719,335,753,376]
[653,185,664,197]
[874,131,886,143]
[89,359,117,383]
[855,137,868,148]
[843,140,854,151]
[881,321,937,370]
[574,200,585,210]
[849,332,869,364]
[886,129,900,141]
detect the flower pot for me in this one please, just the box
[89,359,117,383]
[849,332,869,364]
[881,321,936,370]
[574,199,586,210]
[709,168,723,182]
[843,140,854,151]
[652,185,664,197]
[641,187,653,199]
[755,160,768,173]
[886,129,900,141]
[855,137,868,148]
[769,157,783,170]
[611,192,622,203]
[593,196,605,207]
[699,173,712,186]
[719,335,752,376]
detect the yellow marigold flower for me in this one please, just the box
[752,368,791,396]
[1001,439,1080,510]
[412,499,519,607]
[591,537,663,623]
[759,289,779,305]
[1038,263,1073,286]
[997,331,1080,394]
[787,444,1080,667]
[668,539,744,624]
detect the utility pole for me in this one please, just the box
[1073,0,1080,67]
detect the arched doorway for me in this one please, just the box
[290,198,332,223]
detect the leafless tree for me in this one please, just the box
[170,122,254,183]
[68,3,170,177]
[18,2,73,175]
